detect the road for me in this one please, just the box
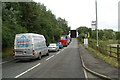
[2,38,85,78]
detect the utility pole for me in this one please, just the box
[95,0,99,49]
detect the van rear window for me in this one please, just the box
[15,35,31,48]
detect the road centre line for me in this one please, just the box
[14,63,41,78]
[56,47,66,54]
[8,45,67,78]
[46,55,54,61]
[56,52,60,54]
[15,47,64,78]
[61,47,66,52]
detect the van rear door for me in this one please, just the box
[14,35,33,55]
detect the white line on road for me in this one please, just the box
[61,47,66,52]
[46,55,54,61]
[83,68,88,79]
[14,63,41,78]
[0,60,13,64]
[80,56,88,79]
[56,52,60,54]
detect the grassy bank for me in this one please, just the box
[2,48,13,58]
[78,38,119,67]
[87,46,119,67]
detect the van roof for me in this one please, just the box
[15,33,45,40]
[16,33,43,36]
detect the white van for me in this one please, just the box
[14,33,49,60]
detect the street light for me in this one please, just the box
[95,0,99,48]
[91,0,99,51]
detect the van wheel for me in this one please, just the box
[46,53,49,56]
[37,53,41,60]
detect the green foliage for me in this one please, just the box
[87,47,119,67]
[91,30,96,39]
[77,26,91,35]
[57,17,70,35]
[77,33,85,43]
[116,32,120,44]
[116,32,120,39]
[2,2,70,49]
[77,26,92,42]
[77,26,116,41]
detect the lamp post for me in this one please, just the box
[95,0,99,48]
[91,0,99,51]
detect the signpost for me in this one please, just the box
[91,0,99,52]
[84,38,88,48]
[84,34,88,48]
[91,21,96,30]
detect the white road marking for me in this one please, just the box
[83,68,88,79]
[6,46,68,78]
[46,55,54,61]
[14,63,41,78]
[0,60,13,64]
[56,52,60,54]
[61,47,66,52]
[0,46,67,65]
[80,56,88,79]
[50,53,57,55]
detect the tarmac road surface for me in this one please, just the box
[2,38,85,78]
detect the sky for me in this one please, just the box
[34,0,120,31]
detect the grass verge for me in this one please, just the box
[87,47,119,67]
[2,52,13,58]
[2,48,13,58]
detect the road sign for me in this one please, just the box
[92,21,96,23]
[84,38,88,48]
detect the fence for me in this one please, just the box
[89,41,120,62]
[109,45,120,62]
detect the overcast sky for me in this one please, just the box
[34,0,120,31]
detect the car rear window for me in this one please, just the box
[49,44,56,46]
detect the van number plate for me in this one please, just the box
[16,53,23,54]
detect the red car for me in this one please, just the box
[60,40,68,47]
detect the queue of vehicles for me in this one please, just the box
[13,33,71,60]
[59,35,71,47]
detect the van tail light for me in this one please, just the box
[53,47,56,48]
[32,50,35,55]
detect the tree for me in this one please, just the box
[116,32,120,44]
[2,2,70,49]
[57,17,70,35]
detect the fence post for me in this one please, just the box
[110,45,112,57]
[117,45,119,63]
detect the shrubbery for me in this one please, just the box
[2,2,70,50]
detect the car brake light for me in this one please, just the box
[53,47,56,48]
[32,50,35,55]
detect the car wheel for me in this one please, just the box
[56,49,57,52]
